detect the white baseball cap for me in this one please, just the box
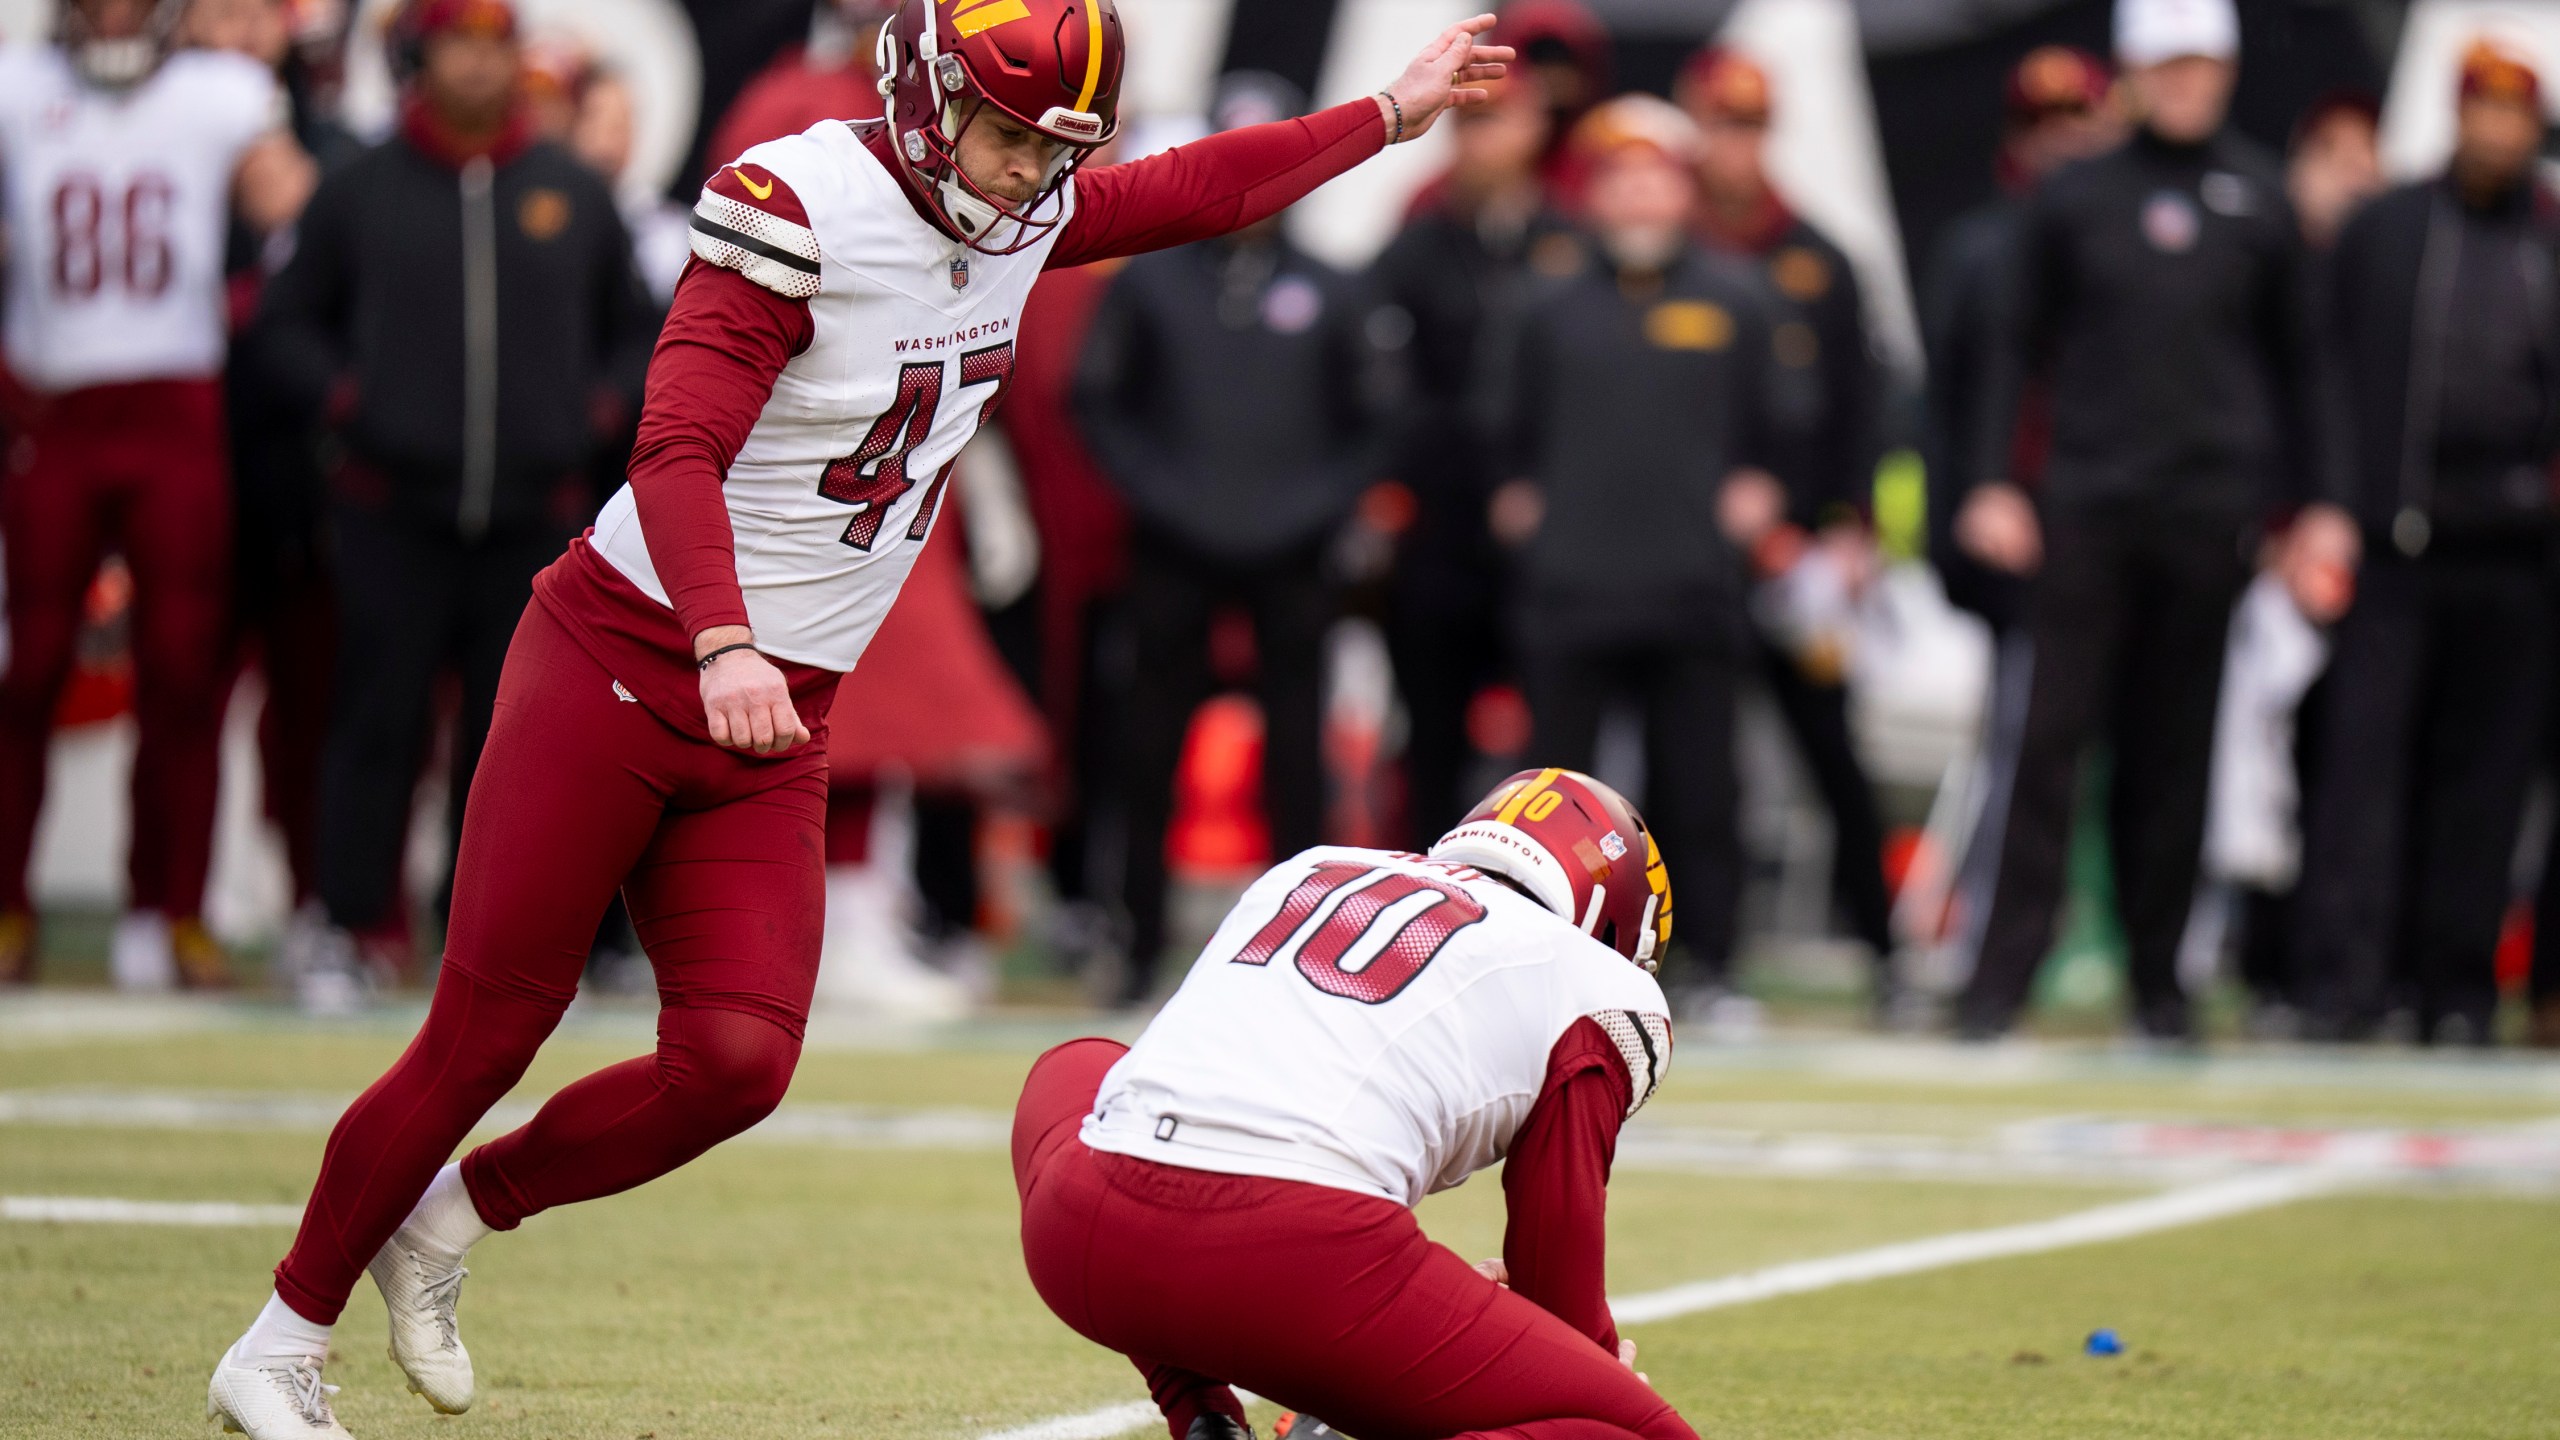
[2116,0,2239,67]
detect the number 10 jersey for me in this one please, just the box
[1084,845,1675,1208]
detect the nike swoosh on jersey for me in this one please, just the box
[732,167,774,200]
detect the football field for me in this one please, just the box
[6,995,2559,1440]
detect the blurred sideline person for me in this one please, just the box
[1015,769,1688,1440]
[998,192,1133,942]
[1952,0,2352,1042]
[1919,44,2119,1002]
[521,38,688,304]
[568,64,693,302]
[2212,88,2384,1027]
[703,0,891,184]
[2292,41,2560,1045]
[1492,0,1610,199]
[0,0,313,988]
[194,0,362,952]
[2287,92,2382,253]
[1680,46,1898,1009]
[1077,72,1393,1006]
[1367,79,1570,842]
[257,0,654,998]
[1925,45,2119,636]
[1490,95,1777,1012]
[818,514,1047,1019]
[206,9,1513,1435]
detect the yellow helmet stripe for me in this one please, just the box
[952,0,1029,35]
[1495,767,1564,825]
[1072,0,1103,113]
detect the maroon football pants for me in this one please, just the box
[0,379,231,919]
[1012,1041,1697,1440]
[273,600,828,1323]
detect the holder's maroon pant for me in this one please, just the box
[273,601,827,1324]
[1012,1041,1697,1440]
[0,379,231,920]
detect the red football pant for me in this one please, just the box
[0,379,231,918]
[272,601,827,1324]
[1012,1042,1697,1440]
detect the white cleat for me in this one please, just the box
[367,1233,474,1414]
[206,1345,353,1438]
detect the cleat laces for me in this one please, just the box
[277,1357,340,1426]
[418,1259,468,1349]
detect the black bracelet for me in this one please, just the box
[697,640,760,671]
[1377,89,1405,144]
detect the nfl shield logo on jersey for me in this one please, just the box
[949,254,971,292]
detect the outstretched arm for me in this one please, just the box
[1048,14,1513,268]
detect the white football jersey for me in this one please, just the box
[0,45,278,392]
[1083,846,1675,1208]
[590,120,1071,671]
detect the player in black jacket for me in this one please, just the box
[2295,43,2560,1044]
[1366,84,1579,842]
[1953,0,2354,1041]
[1917,44,2121,1015]
[1488,95,1777,997]
[1075,74,1395,1006]
[256,0,655,990]
[1923,45,2120,633]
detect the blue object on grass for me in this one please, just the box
[2085,1328,2124,1357]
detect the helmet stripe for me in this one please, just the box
[1073,0,1104,112]
[953,0,1029,36]
[1495,767,1564,825]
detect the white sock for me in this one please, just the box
[401,1163,492,1260]
[238,1291,331,1364]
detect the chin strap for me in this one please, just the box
[939,171,1002,239]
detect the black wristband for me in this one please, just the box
[697,640,760,671]
[1377,89,1405,144]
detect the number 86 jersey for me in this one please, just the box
[0,45,278,393]
[1084,846,1675,1208]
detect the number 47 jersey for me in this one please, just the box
[1084,846,1675,1208]
[589,119,1062,672]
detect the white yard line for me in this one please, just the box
[975,1169,2344,1440]
[976,1402,1167,1440]
[1,1194,303,1226]
[1609,1167,2338,1323]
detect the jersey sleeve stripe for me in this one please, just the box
[689,213,820,275]
[1588,1009,1673,1118]
[690,188,823,299]
[693,190,820,261]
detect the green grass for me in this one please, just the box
[3,1014,2557,1439]
[1633,1193,2560,1439]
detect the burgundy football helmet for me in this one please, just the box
[873,0,1124,253]
[1430,768,1673,970]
